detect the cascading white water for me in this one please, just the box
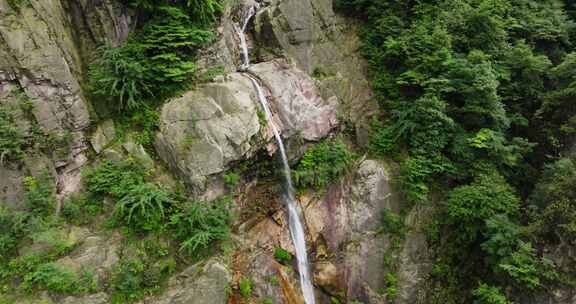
[235,5,316,304]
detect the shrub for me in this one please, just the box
[84,160,146,197]
[110,258,163,303]
[170,197,232,255]
[88,5,214,111]
[384,272,398,301]
[481,215,524,263]
[498,242,558,290]
[472,283,510,304]
[23,171,56,216]
[62,194,102,225]
[446,172,520,241]
[115,183,174,232]
[400,154,453,203]
[21,262,94,294]
[0,106,25,164]
[293,140,356,189]
[0,208,26,259]
[528,158,576,238]
[273,247,292,264]
[380,209,405,236]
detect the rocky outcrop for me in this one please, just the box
[254,0,377,145]
[147,260,231,304]
[155,60,337,191]
[0,0,134,208]
[238,159,431,303]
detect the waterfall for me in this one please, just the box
[235,5,317,304]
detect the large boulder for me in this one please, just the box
[155,60,337,191]
[149,260,231,304]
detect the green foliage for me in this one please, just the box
[115,183,174,232]
[6,0,24,11]
[384,272,398,300]
[379,209,405,236]
[84,160,146,198]
[116,106,160,146]
[223,172,240,189]
[293,140,356,189]
[123,0,223,25]
[110,258,166,303]
[62,194,103,225]
[239,277,253,298]
[273,247,292,264]
[0,208,26,259]
[400,154,453,203]
[481,215,524,263]
[169,197,232,255]
[498,242,558,290]
[446,172,520,241]
[184,0,223,25]
[21,263,94,294]
[23,171,56,216]
[88,5,214,111]
[0,106,25,164]
[472,283,510,304]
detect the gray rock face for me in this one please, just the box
[241,160,432,303]
[0,166,24,210]
[62,292,110,304]
[255,0,377,146]
[149,260,231,304]
[155,60,337,190]
[90,120,116,154]
[0,0,135,208]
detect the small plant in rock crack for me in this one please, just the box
[273,247,293,264]
[169,197,232,255]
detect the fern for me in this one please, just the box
[115,183,174,232]
[170,197,231,255]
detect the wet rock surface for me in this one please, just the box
[155,60,337,191]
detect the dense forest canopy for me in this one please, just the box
[337,0,576,302]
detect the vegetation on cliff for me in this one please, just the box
[338,0,576,302]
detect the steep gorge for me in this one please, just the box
[2,0,574,304]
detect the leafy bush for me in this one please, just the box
[88,5,214,111]
[498,242,558,290]
[23,171,56,216]
[379,209,405,236]
[110,258,163,303]
[273,247,292,264]
[472,283,510,304]
[170,197,232,255]
[21,263,95,294]
[115,183,174,232]
[123,0,223,25]
[62,194,103,225]
[0,106,25,164]
[84,160,146,198]
[384,272,398,301]
[293,140,356,189]
[0,208,26,259]
[446,172,520,241]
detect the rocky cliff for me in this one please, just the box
[0,1,434,303]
